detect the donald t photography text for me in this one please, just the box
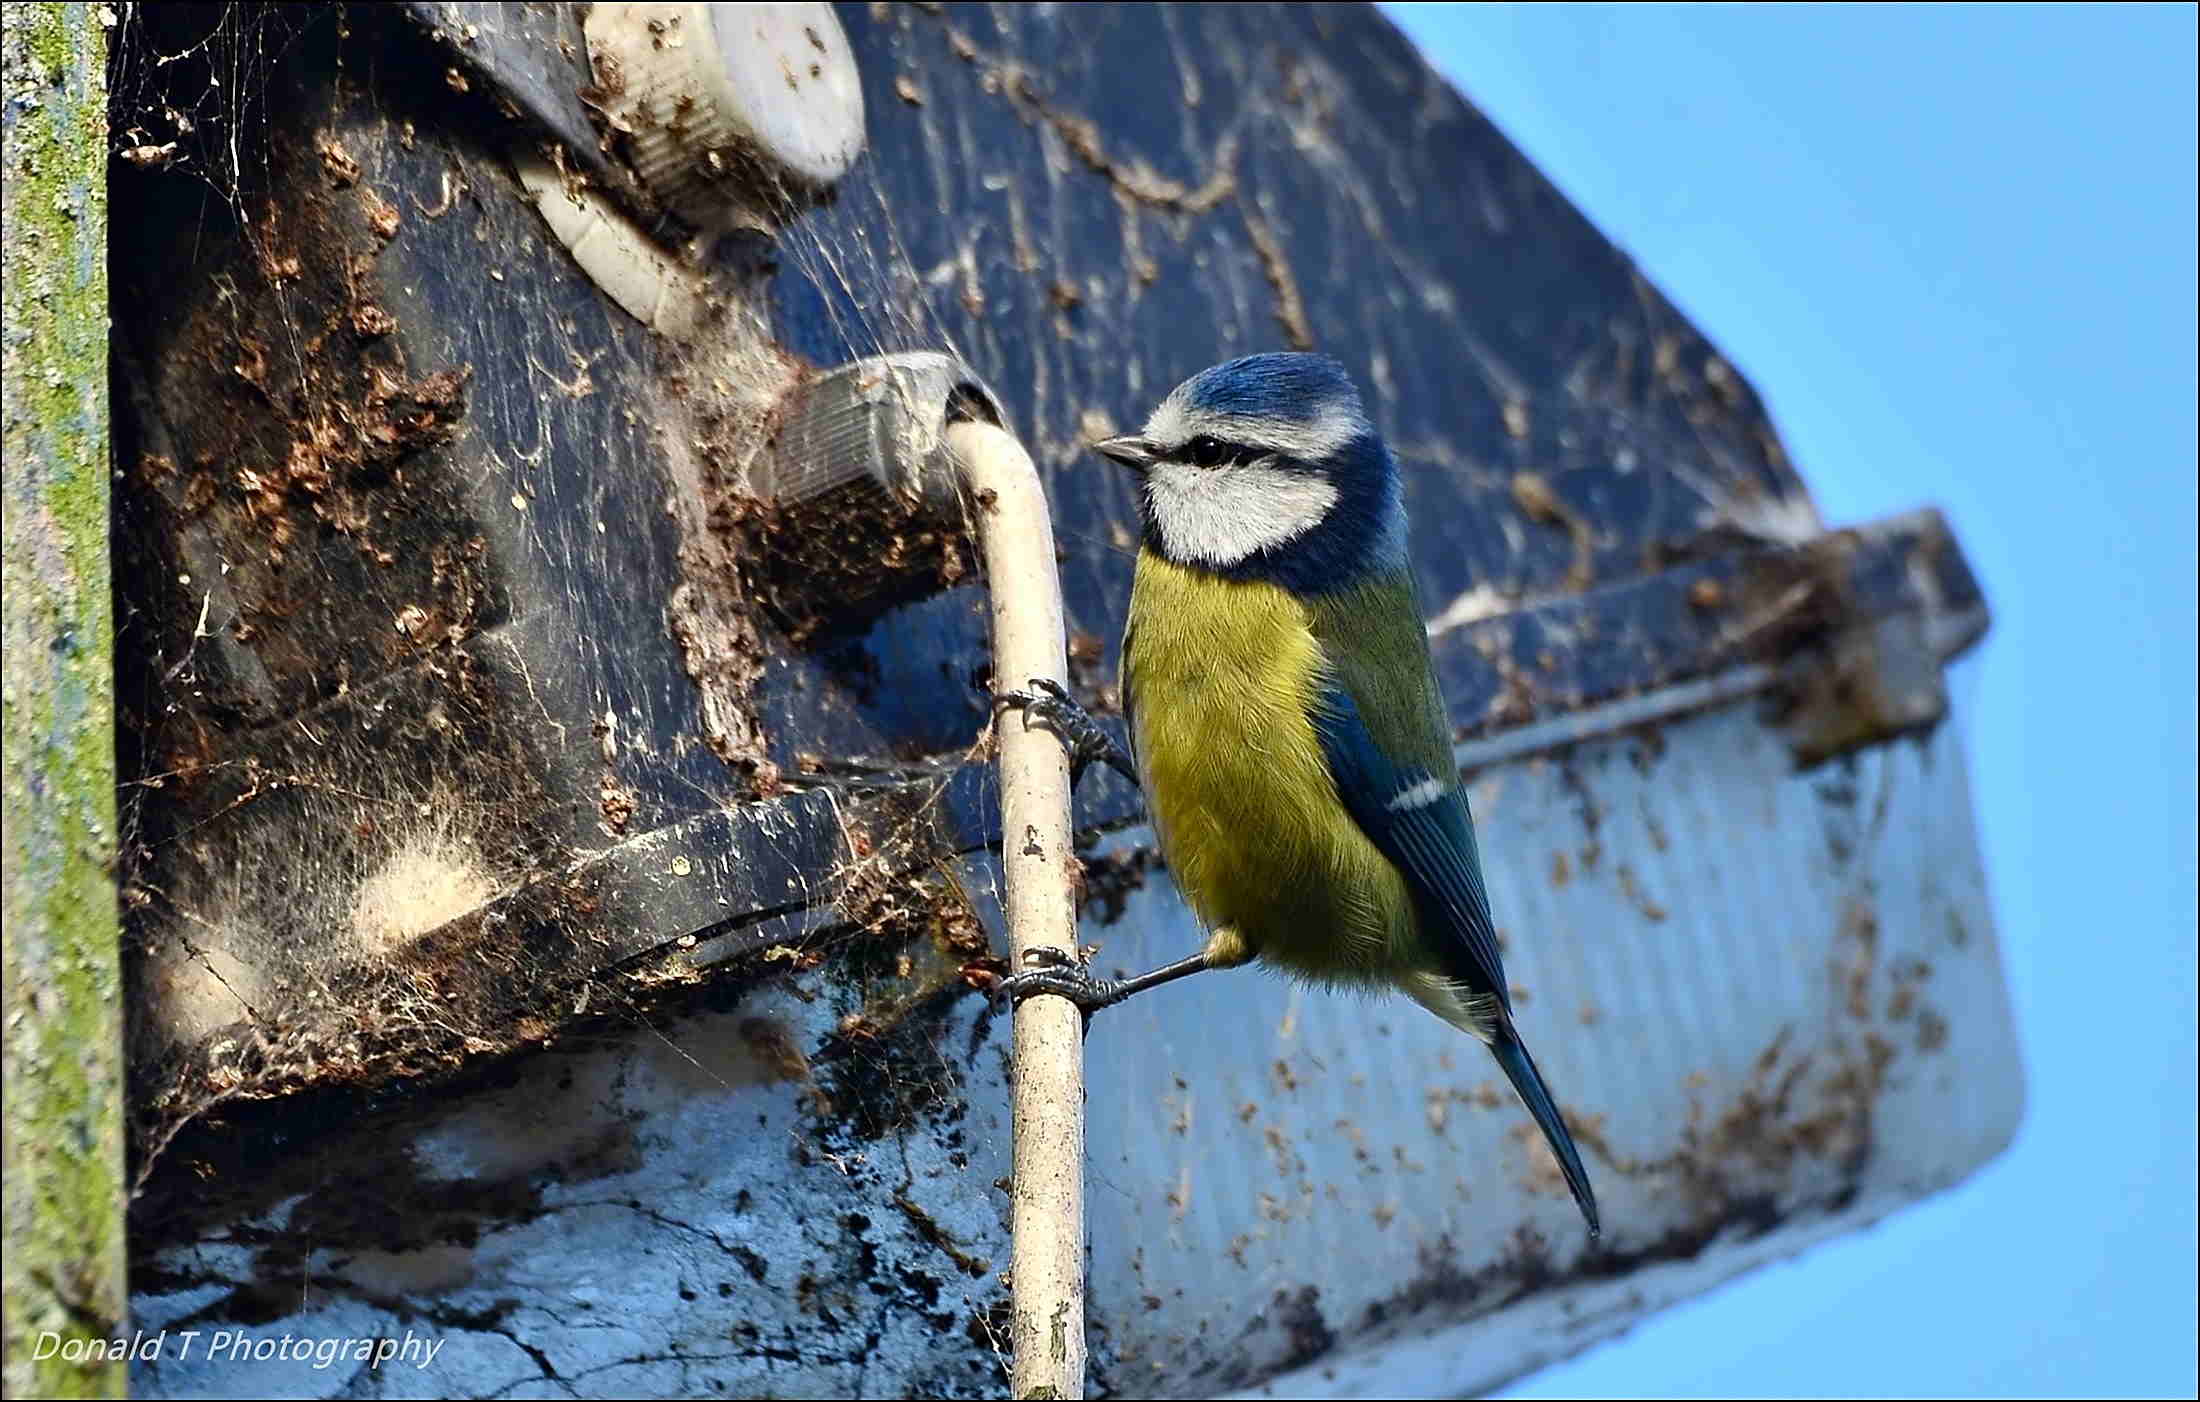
[30,1329,447,1373]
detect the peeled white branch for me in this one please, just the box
[947,418,1086,1399]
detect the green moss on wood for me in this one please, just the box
[2,4,126,1399]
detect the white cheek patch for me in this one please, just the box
[1145,461,1341,567]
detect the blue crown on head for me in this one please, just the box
[1175,352,1364,428]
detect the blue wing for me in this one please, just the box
[1314,670,1601,1235]
[1309,683,1509,1008]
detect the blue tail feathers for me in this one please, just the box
[1491,1027,1601,1239]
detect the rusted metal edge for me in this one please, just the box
[1426,505,1986,752]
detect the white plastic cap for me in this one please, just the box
[585,2,865,230]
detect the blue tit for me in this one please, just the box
[1003,351,1599,1237]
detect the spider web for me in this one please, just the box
[106,1,1031,1241]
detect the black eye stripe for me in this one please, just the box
[1179,435,1267,468]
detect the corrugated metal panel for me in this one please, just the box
[1076,691,2019,1395]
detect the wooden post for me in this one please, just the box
[2,4,127,1397]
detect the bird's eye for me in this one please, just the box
[1185,435,1228,468]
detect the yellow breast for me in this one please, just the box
[1122,551,1412,977]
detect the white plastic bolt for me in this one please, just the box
[585,2,866,231]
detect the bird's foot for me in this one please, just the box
[992,945,1129,1013]
[995,678,1138,790]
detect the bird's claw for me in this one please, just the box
[992,945,1127,1013]
[996,678,1138,789]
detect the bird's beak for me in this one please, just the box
[1092,435,1159,472]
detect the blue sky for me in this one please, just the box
[1377,5,2198,1396]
